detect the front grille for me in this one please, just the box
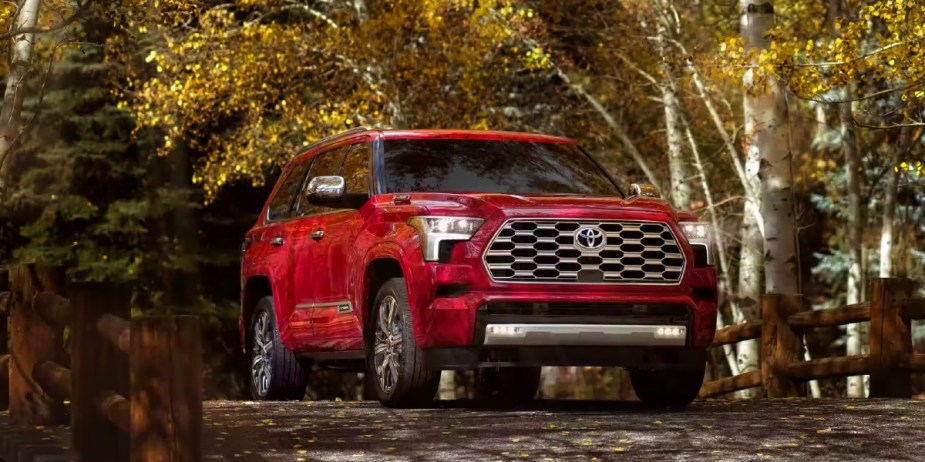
[483,219,685,284]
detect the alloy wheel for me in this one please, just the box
[374,295,404,393]
[251,310,273,398]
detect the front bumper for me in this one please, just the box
[413,272,718,350]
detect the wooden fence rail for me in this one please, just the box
[700,277,924,399]
[0,265,202,462]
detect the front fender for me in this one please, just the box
[360,227,431,345]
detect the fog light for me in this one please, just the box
[656,326,685,337]
[490,325,522,336]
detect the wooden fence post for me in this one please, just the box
[70,281,131,462]
[1,267,9,412]
[868,277,913,398]
[8,264,68,425]
[131,316,203,462]
[760,293,805,398]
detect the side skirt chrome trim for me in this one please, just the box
[295,300,353,313]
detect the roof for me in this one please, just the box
[293,127,579,162]
[376,129,577,144]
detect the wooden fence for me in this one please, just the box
[0,265,202,462]
[700,278,925,399]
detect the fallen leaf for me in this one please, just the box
[817,428,832,434]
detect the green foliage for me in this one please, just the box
[1,14,216,295]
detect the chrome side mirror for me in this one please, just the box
[307,176,345,201]
[629,183,661,199]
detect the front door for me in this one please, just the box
[288,139,369,351]
[306,140,372,350]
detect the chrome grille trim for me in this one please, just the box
[482,219,686,285]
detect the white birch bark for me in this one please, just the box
[879,126,909,277]
[0,0,43,194]
[438,370,456,400]
[742,2,800,295]
[553,68,663,191]
[655,1,692,209]
[681,115,742,380]
[839,97,866,398]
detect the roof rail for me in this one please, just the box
[304,126,373,151]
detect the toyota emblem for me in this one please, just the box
[574,226,605,250]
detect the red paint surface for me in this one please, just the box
[240,130,718,358]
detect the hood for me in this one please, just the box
[370,192,695,222]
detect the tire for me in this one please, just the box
[474,367,541,404]
[249,296,310,401]
[366,277,440,407]
[630,362,705,409]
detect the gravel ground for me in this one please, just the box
[202,398,925,461]
[4,399,923,461]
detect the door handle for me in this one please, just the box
[270,237,285,246]
[310,229,325,240]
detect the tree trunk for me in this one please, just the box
[553,68,662,191]
[742,1,799,295]
[879,126,909,278]
[438,370,456,400]
[655,1,692,209]
[735,208,763,393]
[0,0,42,194]
[681,114,741,379]
[839,96,866,398]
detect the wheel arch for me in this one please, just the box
[364,258,405,338]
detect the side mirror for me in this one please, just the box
[307,176,345,202]
[629,183,661,199]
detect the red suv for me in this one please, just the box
[240,128,717,408]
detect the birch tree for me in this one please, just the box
[653,0,692,209]
[0,0,42,195]
[839,96,867,397]
[880,126,912,278]
[741,0,799,296]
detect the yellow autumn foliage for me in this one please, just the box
[111,0,550,201]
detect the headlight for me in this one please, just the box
[408,216,484,261]
[679,221,713,266]
[680,222,711,243]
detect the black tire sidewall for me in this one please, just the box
[368,280,404,401]
[249,298,276,400]
[366,278,438,405]
[249,296,309,401]
[630,365,705,408]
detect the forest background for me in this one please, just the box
[1,0,923,400]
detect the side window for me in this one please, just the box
[342,141,371,207]
[295,145,348,217]
[266,158,311,221]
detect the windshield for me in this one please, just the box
[380,138,621,196]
